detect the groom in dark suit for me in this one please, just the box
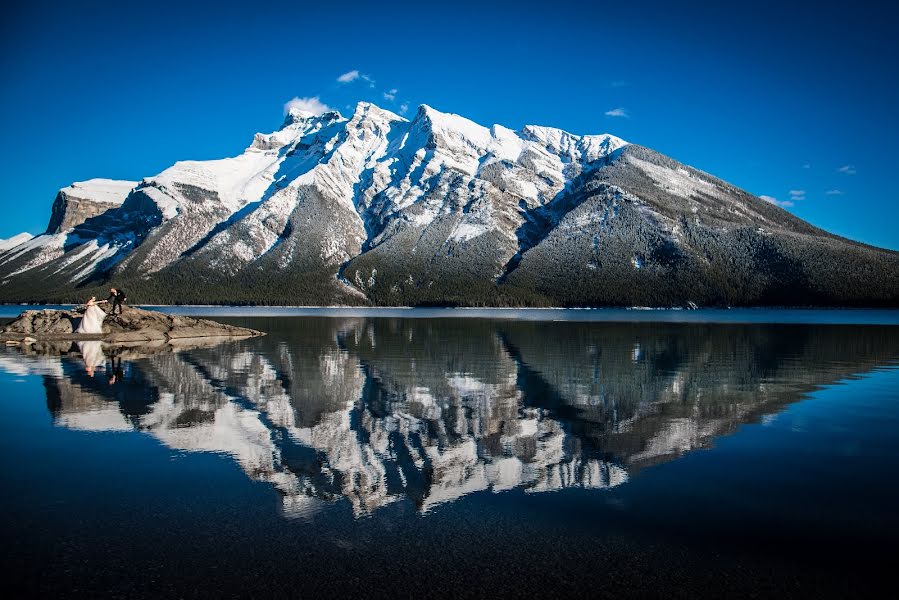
[106,287,127,315]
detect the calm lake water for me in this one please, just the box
[2,310,899,597]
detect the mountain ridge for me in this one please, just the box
[1,101,897,307]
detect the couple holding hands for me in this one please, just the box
[75,287,127,335]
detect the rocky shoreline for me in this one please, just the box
[1,306,264,344]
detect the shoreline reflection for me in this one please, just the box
[3,319,898,519]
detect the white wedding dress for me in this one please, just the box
[75,305,106,334]
[77,341,105,374]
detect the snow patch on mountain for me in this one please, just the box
[60,179,137,205]
[137,185,180,220]
[626,155,727,204]
[2,233,68,275]
[0,233,33,253]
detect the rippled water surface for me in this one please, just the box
[2,313,899,597]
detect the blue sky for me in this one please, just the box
[2,0,897,249]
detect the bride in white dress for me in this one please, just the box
[77,341,105,377]
[75,297,107,334]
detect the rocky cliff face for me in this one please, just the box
[1,103,896,306]
[45,179,136,233]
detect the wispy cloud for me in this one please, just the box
[837,164,857,175]
[760,195,794,208]
[789,189,806,201]
[825,189,844,196]
[283,96,332,116]
[337,70,360,83]
[399,103,409,115]
[337,69,401,107]
[802,162,811,169]
[608,80,629,88]
[605,107,629,118]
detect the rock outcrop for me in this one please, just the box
[1,306,263,343]
[45,179,136,234]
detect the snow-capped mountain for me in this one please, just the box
[1,102,896,306]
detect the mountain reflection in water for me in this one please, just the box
[5,318,899,519]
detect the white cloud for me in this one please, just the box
[283,96,332,116]
[337,70,360,83]
[337,69,376,87]
[604,107,629,118]
[399,103,409,115]
[825,189,844,196]
[789,189,806,201]
[760,195,794,208]
[837,164,857,175]
[383,89,397,101]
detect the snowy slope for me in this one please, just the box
[59,179,137,205]
[0,233,33,253]
[1,102,628,286]
[125,102,628,279]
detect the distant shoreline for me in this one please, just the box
[1,304,898,325]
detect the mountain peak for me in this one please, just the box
[412,103,493,149]
[283,106,343,127]
[350,101,404,123]
[283,107,316,124]
[2,100,896,307]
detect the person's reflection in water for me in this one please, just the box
[107,356,125,385]
[76,341,106,378]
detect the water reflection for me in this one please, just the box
[4,319,898,519]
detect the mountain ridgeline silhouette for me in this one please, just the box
[1,103,897,306]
